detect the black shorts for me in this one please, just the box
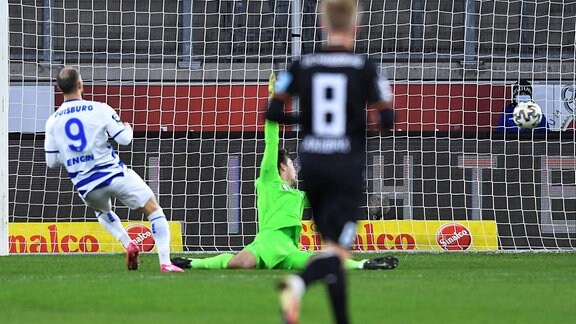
[299,153,364,248]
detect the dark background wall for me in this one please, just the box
[8,0,576,82]
[9,134,576,250]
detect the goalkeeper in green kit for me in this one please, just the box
[171,74,398,271]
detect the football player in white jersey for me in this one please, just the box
[45,67,183,272]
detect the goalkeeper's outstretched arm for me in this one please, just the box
[265,71,299,124]
[367,62,395,130]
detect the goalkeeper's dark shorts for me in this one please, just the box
[299,153,364,249]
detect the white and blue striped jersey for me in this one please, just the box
[44,99,132,197]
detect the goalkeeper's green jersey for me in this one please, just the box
[255,120,307,233]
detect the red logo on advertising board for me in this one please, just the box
[125,224,155,252]
[9,224,99,253]
[436,223,472,250]
[300,222,417,251]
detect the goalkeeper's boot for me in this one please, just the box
[160,264,184,273]
[278,275,303,324]
[170,257,193,269]
[363,256,399,270]
[126,242,140,271]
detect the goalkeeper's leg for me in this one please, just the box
[172,253,235,269]
[304,254,365,271]
[280,251,367,271]
[280,250,396,271]
[344,256,400,270]
[171,250,257,270]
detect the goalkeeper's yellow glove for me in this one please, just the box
[268,72,276,100]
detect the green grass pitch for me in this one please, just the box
[1,252,574,323]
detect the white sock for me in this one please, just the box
[97,211,132,249]
[148,209,171,265]
[289,275,306,299]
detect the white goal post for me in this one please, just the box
[1,0,10,256]
[4,0,576,254]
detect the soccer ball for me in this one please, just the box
[512,101,543,129]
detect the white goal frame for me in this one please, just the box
[0,0,10,256]
[3,0,576,253]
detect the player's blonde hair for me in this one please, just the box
[320,0,358,32]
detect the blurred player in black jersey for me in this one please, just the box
[265,1,394,323]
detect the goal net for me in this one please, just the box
[3,0,575,254]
